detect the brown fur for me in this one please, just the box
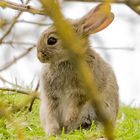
[37,4,119,135]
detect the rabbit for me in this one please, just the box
[36,4,119,135]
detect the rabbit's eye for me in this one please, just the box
[47,37,57,45]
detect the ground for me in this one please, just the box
[0,92,140,140]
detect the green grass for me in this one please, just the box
[0,92,140,140]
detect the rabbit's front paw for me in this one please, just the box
[45,122,61,136]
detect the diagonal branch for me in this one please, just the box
[0,12,22,44]
[4,20,51,26]
[0,87,31,95]
[0,0,31,44]
[1,41,35,46]
[0,87,39,99]
[0,46,35,72]
[16,20,51,26]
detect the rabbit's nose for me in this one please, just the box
[38,51,45,58]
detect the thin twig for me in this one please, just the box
[28,81,40,111]
[0,87,39,99]
[0,87,40,99]
[95,47,135,51]
[0,13,22,44]
[0,46,35,72]
[1,41,35,46]
[17,20,51,26]
[0,0,31,44]
[0,75,23,88]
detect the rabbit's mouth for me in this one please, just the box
[37,51,51,63]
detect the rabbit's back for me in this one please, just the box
[86,48,119,122]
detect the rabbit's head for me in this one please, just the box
[37,4,114,63]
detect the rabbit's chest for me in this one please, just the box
[42,66,80,98]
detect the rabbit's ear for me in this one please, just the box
[75,4,114,35]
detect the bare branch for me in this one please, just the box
[0,0,31,44]
[0,75,23,88]
[0,13,22,44]
[0,87,30,95]
[4,20,51,26]
[65,0,140,15]
[0,87,39,99]
[16,20,51,26]
[1,41,35,46]
[0,46,35,72]
[95,47,135,51]
[28,81,40,111]
[0,0,45,15]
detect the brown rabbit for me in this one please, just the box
[37,4,119,135]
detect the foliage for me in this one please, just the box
[0,93,140,140]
